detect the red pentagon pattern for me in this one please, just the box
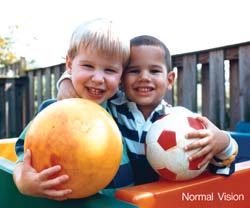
[157,130,177,151]
[187,117,205,130]
[189,156,205,170]
[157,167,177,181]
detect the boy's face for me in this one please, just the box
[66,47,123,104]
[123,45,175,111]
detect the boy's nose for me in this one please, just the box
[140,70,150,80]
[92,71,104,83]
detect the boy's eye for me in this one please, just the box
[150,69,162,74]
[105,68,117,73]
[82,64,93,69]
[126,68,140,73]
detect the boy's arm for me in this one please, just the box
[14,99,72,200]
[209,134,238,175]
[13,150,71,200]
[56,71,72,89]
[185,116,238,176]
[56,71,79,100]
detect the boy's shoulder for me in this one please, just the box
[37,99,57,113]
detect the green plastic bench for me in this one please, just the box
[0,157,138,208]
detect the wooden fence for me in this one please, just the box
[170,41,250,130]
[0,57,26,77]
[0,42,250,138]
[0,63,65,138]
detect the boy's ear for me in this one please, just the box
[66,55,72,74]
[166,71,175,90]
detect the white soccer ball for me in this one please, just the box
[145,110,208,181]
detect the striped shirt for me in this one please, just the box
[15,99,134,197]
[109,92,238,185]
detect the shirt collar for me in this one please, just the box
[110,91,128,105]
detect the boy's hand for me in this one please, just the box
[13,149,72,201]
[184,116,229,169]
[57,79,79,100]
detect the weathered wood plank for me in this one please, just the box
[229,60,240,130]
[15,78,28,135]
[225,47,238,61]
[182,55,197,111]
[0,79,6,138]
[53,65,61,97]
[45,67,51,100]
[36,70,43,108]
[201,64,209,117]
[60,63,66,75]
[209,50,226,129]
[198,52,209,64]
[177,67,183,106]
[7,78,17,137]
[28,71,35,118]
[15,80,23,136]
[239,45,250,121]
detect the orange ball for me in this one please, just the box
[24,98,122,198]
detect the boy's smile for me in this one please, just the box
[66,47,123,104]
[134,86,154,96]
[86,86,105,98]
[123,45,170,114]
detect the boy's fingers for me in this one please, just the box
[46,189,72,201]
[198,154,213,169]
[184,136,209,151]
[23,149,32,165]
[38,165,62,180]
[195,116,209,127]
[42,174,70,189]
[185,129,208,139]
[188,147,213,168]
[187,140,212,161]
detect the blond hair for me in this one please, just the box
[67,18,130,68]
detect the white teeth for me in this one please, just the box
[89,88,103,95]
[137,87,151,92]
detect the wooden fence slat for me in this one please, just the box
[7,79,17,137]
[22,77,29,130]
[53,66,61,97]
[36,70,43,108]
[182,55,197,112]
[0,80,6,138]
[164,89,173,105]
[201,64,209,117]
[208,50,226,129]
[229,60,240,130]
[15,80,23,135]
[45,67,52,100]
[239,45,250,121]
[28,71,35,118]
[14,78,29,136]
[177,67,183,105]
[60,64,66,75]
